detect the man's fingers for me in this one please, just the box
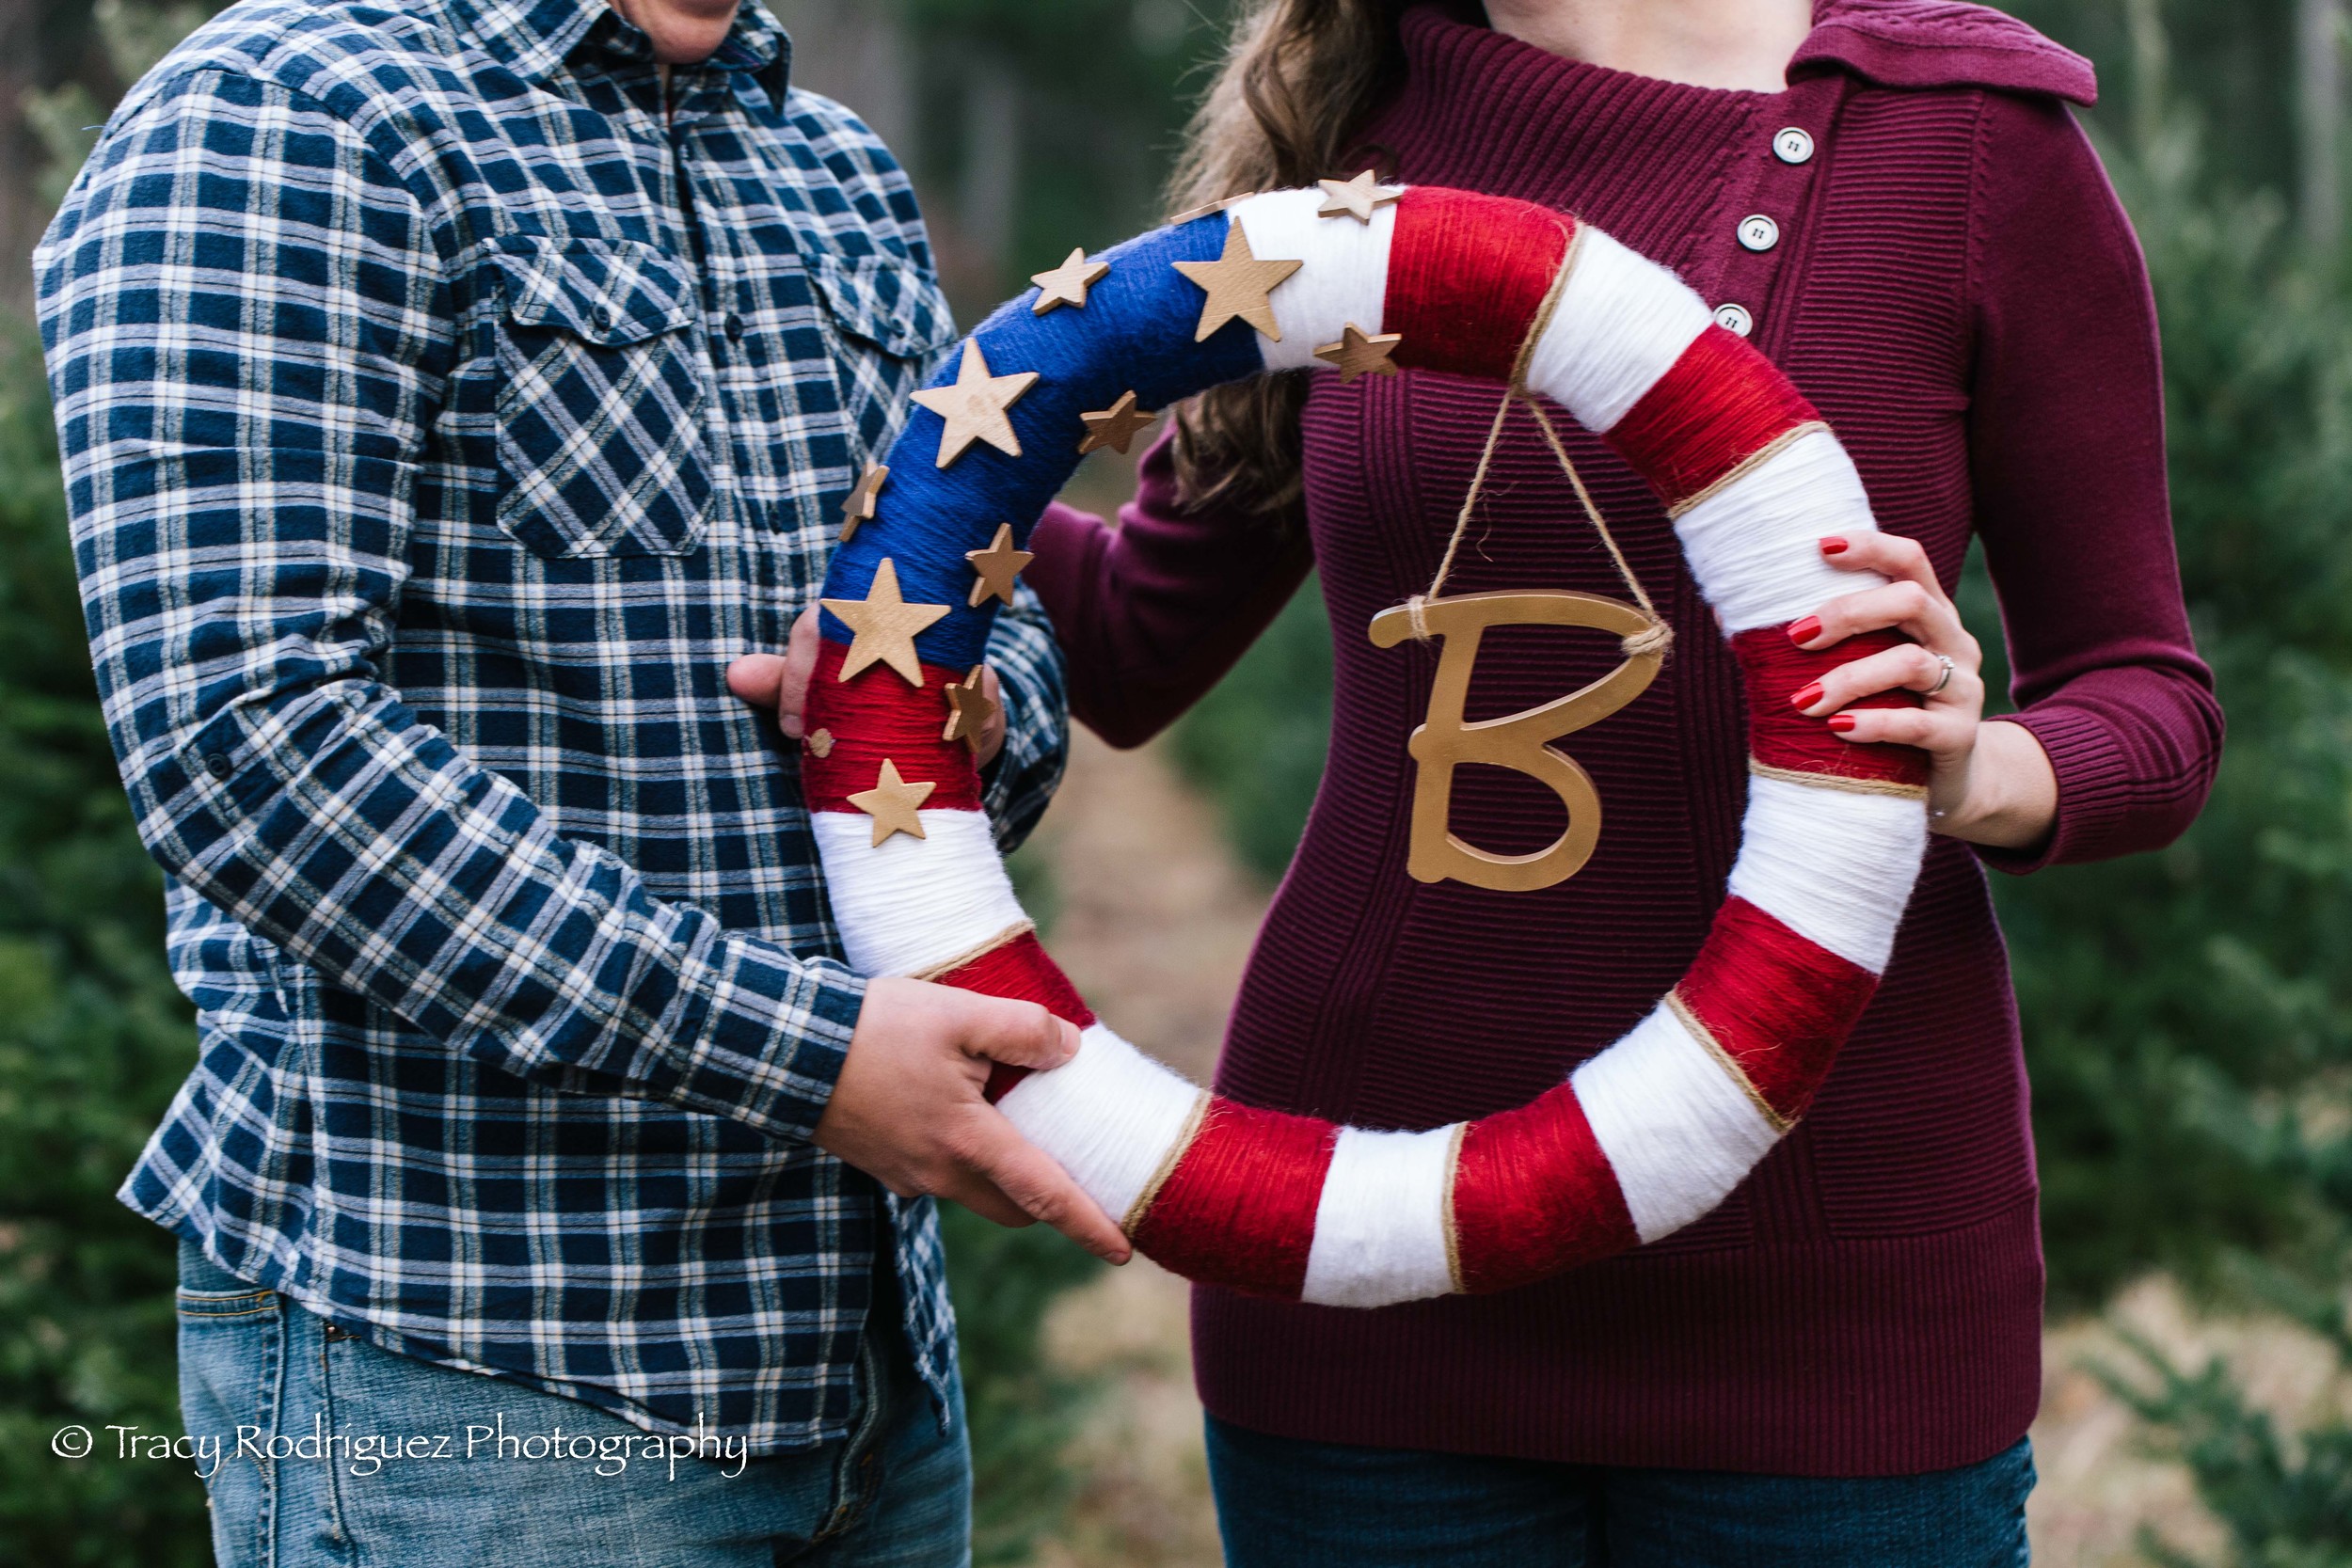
[977,665,1007,767]
[726,653,788,709]
[939,1183,1039,1230]
[776,606,821,738]
[961,1113,1132,1262]
[728,608,825,738]
[961,993,1083,1071]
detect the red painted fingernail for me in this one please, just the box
[1820,536,1849,555]
[1788,615,1821,644]
[1826,713,1857,734]
[1789,681,1823,709]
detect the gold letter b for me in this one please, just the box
[1368,591,1662,892]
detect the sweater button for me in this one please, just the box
[1713,303,1755,337]
[1772,127,1816,165]
[1736,214,1780,252]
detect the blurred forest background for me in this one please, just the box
[6,0,2352,1563]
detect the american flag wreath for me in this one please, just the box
[801,180,1929,1308]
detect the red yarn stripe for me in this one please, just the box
[1675,895,1878,1123]
[1604,325,1821,507]
[939,931,1095,1027]
[932,929,1098,1106]
[1385,186,1574,380]
[802,638,984,811]
[1733,626,1931,788]
[1450,1084,1638,1293]
[1132,1098,1337,1299]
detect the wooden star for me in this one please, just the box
[1313,323,1403,384]
[1172,223,1302,342]
[942,665,998,754]
[838,462,886,542]
[804,728,834,757]
[910,341,1040,467]
[964,523,1034,609]
[1030,247,1109,315]
[1316,169,1404,223]
[847,758,934,847]
[819,557,949,686]
[1168,190,1260,224]
[1077,389,1159,455]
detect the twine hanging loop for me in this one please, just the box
[1408,388,1674,662]
[1402,233,1673,658]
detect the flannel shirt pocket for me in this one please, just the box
[806,248,958,444]
[489,235,715,560]
[806,249,956,360]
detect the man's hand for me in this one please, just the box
[818,976,1131,1263]
[728,605,1008,766]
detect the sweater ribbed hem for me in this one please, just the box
[1194,1196,2044,1477]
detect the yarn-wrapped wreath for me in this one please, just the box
[801,183,1928,1308]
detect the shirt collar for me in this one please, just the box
[449,0,790,87]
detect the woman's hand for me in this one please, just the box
[727,604,1008,766]
[1788,533,2058,851]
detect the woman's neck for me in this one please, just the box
[1483,0,1814,91]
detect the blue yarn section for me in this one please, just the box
[820,213,1268,669]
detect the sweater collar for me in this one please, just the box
[1797,0,2095,105]
[1397,2,2094,108]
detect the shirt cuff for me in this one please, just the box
[667,927,868,1141]
[1970,709,2130,876]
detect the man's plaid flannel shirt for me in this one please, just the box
[35,0,1071,1451]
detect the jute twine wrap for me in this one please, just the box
[1403,228,1675,661]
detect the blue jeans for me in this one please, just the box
[177,1239,969,1567]
[1206,1416,2033,1567]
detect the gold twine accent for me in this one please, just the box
[1403,223,1671,661]
[1745,756,1931,801]
[1123,1090,1213,1235]
[1439,1119,1470,1294]
[909,920,1037,982]
[1664,989,1794,1135]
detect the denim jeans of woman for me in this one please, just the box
[177,1238,969,1568]
[1206,1414,2034,1567]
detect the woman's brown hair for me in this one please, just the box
[1165,0,1464,526]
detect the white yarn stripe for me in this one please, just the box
[1671,428,1884,633]
[1571,1003,1782,1243]
[1522,227,1713,433]
[1724,773,1928,975]
[997,1022,1208,1228]
[811,808,1026,978]
[1299,1123,1462,1307]
[1229,188,1396,370]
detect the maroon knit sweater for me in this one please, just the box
[1026,1,2222,1475]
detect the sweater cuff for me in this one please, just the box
[1970,709,2130,876]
